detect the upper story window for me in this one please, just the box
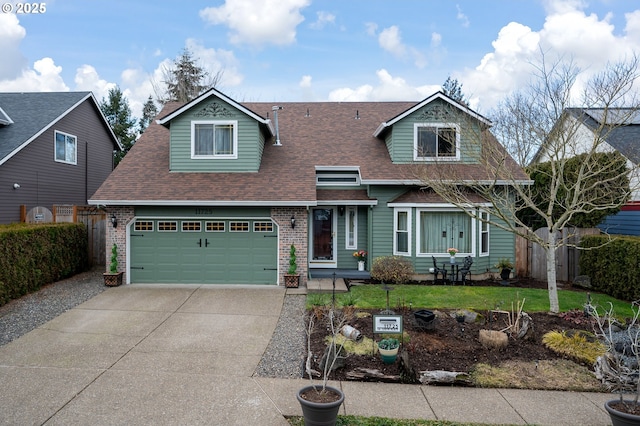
[414,123,460,161]
[191,120,238,159]
[54,130,77,165]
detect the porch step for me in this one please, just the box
[306,278,349,293]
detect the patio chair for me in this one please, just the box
[458,256,473,285]
[432,256,448,284]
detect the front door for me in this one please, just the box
[310,207,337,268]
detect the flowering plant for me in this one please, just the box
[447,248,458,256]
[353,250,367,262]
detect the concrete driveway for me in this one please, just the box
[0,285,289,425]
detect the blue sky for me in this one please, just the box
[2,0,640,118]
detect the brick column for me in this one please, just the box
[105,206,134,281]
[272,207,308,287]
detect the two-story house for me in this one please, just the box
[0,92,120,224]
[89,88,527,286]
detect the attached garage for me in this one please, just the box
[129,218,278,284]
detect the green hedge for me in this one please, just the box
[0,223,88,306]
[579,235,640,301]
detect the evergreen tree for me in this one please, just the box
[138,95,158,134]
[442,77,468,105]
[153,48,224,105]
[99,86,137,165]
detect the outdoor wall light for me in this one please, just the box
[338,206,345,216]
[13,183,20,189]
[290,215,296,229]
[110,214,118,228]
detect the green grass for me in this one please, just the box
[318,284,635,318]
[287,416,499,426]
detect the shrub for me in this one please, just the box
[370,256,414,284]
[542,330,606,365]
[580,235,640,301]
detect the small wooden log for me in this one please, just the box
[419,370,471,385]
[345,368,400,382]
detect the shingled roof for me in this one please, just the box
[0,92,118,165]
[90,98,528,206]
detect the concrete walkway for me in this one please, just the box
[0,284,616,425]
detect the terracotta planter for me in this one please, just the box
[284,274,299,288]
[103,272,123,287]
[297,384,344,426]
[605,399,640,426]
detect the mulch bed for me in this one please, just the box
[307,278,597,385]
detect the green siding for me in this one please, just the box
[168,97,265,172]
[336,206,368,268]
[367,186,516,276]
[385,99,482,164]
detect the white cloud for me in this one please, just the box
[309,11,335,30]
[456,5,470,28]
[328,69,440,102]
[199,0,310,46]
[365,22,378,36]
[0,14,28,80]
[299,75,312,88]
[185,38,244,87]
[0,57,69,92]
[378,25,406,58]
[461,2,640,111]
[74,65,115,101]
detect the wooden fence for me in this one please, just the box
[21,204,106,267]
[515,227,600,282]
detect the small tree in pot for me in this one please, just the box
[284,244,299,288]
[591,300,640,425]
[103,243,124,286]
[297,304,347,425]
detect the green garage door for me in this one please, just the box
[129,219,278,284]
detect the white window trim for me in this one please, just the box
[54,130,77,165]
[479,210,490,256]
[345,206,357,250]
[191,120,238,159]
[415,208,476,257]
[413,122,460,161]
[393,208,412,256]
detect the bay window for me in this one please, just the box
[417,210,472,255]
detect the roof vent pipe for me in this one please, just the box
[272,106,283,145]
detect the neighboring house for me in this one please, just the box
[89,89,527,286]
[0,92,121,224]
[532,108,640,236]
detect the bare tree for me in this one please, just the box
[414,52,640,313]
[152,48,224,105]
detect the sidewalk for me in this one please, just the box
[0,282,615,425]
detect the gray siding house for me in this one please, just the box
[90,88,528,286]
[0,92,120,224]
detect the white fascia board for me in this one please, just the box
[0,106,14,125]
[373,92,492,138]
[315,165,361,172]
[361,178,533,186]
[388,202,493,208]
[157,88,274,136]
[88,199,318,207]
[317,200,378,206]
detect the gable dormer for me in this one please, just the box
[373,92,491,164]
[157,89,274,172]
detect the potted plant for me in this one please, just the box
[591,300,640,425]
[353,250,367,271]
[448,247,458,264]
[103,243,123,286]
[377,337,400,364]
[495,258,513,281]
[297,305,346,426]
[284,244,299,288]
